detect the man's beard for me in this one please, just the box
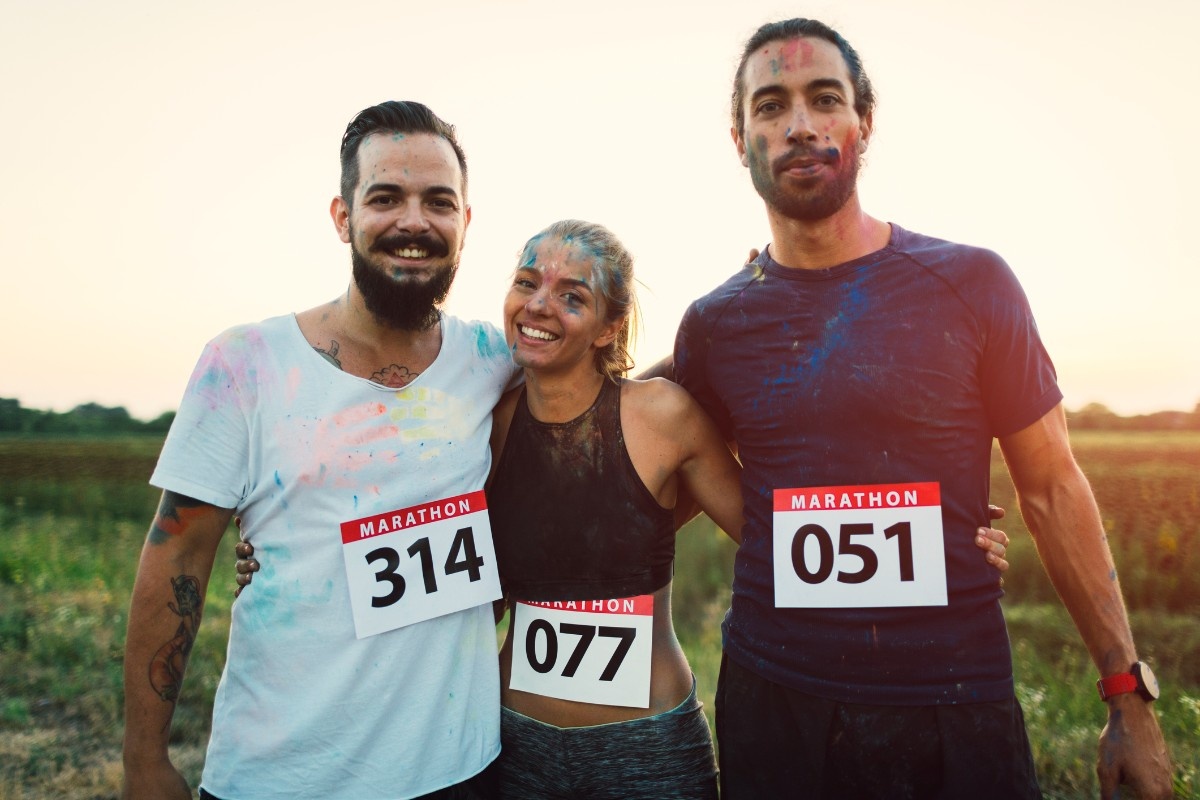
[351,236,457,331]
[749,144,860,222]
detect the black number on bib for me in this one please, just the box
[559,623,596,678]
[366,547,406,607]
[445,526,485,582]
[523,620,638,681]
[791,524,835,584]
[885,521,915,581]
[836,523,878,584]
[597,626,636,681]
[792,522,919,584]
[526,619,558,674]
[407,537,437,593]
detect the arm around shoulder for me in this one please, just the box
[634,378,743,542]
[122,491,233,800]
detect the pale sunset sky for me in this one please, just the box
[2,0,1196,420]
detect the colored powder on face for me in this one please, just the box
[747,134,772,188]
[776,38,814,72]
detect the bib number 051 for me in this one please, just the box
[773,482,947,608]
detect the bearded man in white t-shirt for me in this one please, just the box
[121,100,519,800]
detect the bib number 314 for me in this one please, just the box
[340,491,502,638]
[772,482,947,608]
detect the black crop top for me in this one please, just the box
[489,377,675,601]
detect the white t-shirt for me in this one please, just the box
[151,313,520,800]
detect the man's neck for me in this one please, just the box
[294,286,443,387]
[765,198,891,271]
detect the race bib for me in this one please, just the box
[772,482,947,608]
[340,491,502,638]
[508,596,654,708]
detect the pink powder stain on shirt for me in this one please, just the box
[285,367,303,405]
[193,328,274,411]
[285,402,400,488]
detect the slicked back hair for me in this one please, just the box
[339,101,468,207]
[731,18,876,136]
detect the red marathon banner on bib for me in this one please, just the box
[519,596,655,616]
[340,491,487,544]
[774,482,940,512]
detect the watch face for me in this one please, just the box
[1134,661,1161,700]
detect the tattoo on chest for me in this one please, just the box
[314,340,342,369]
[370,365,419,387]
[312,339,419,387]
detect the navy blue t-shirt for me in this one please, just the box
[674,224,1062,705]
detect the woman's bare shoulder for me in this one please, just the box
[620,377,696,424]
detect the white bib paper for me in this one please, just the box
[508,595,654,708]
[772,482,947,608]
[340,490,502,638]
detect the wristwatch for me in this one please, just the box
[1096,661,1160,701]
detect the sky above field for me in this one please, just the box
[3,0,1197,420]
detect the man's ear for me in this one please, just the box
[858,109,874,154]
[330,196,351,244]
[732,126,749,167]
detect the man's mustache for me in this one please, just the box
[370,234,449,259]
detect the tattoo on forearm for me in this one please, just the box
[370,364,418,387]
[148,575,203,703]
[148,492,208,545]
[314,339,342,368]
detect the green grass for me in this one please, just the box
[1,432,1198,798]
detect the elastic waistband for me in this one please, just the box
[501,675,699,732]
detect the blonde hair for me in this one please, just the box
[516,220,639,381]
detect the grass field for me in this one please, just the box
[1,432,1197,798]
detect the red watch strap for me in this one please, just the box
[1096,671,1138,700]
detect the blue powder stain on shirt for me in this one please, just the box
[795,275,871,381]
[474,323,510,361]
[354,495,359,509]
[274,471,283,488]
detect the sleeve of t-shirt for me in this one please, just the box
[150,335,251,509]
[673,301,735,442]
[975,255,1064,437]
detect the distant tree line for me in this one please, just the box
[1066,401,1200,431]
[2,397,1198,435]
[0,398,174,435]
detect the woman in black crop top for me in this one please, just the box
[486,220,741,797]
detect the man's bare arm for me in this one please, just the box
[122,490,233,800]
[999,404,1171,799]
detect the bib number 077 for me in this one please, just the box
[525,621,636,681]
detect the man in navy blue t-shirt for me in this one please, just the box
[673,17,1172,799]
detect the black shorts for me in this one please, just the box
[716,654,1040,800]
